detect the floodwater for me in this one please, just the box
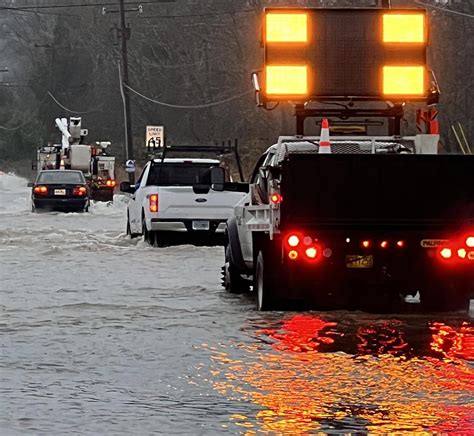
[1,172,473,435]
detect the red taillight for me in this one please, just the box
[440,248,452,259]
[380,240,388,249]
[457,248,467,259]
[73,186,87,196]
[33,186,48,195]
[287,234,300,247]
[396,240,405,248]
[106,179,116,188]
[288,250,299,260]
[305,247,317,259]
[466,236,474,248]
[149,194,159,213]
[270,193,283,204]
[362,240,371,248]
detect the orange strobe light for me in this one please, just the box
[288,250,299,260]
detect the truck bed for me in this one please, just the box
[280,154,474,227]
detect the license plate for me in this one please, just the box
[346,255,373,268]
[192,220,210,231]
[54,189,66,196]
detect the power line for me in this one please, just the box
[124,83,253,109]
[141,9,255,19]
[415,1,474,19]
[0,1,165,10]
[0,119,31,131]
[48,91,101,114]
[0,2,255,18]
[0,5,78,16]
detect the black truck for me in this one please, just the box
[222,7,473,311]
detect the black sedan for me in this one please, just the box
[29,170,90,213]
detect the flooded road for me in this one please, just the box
[1,173,473,434]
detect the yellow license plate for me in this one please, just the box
[346,255,373,268]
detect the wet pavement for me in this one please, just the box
[1,173,473,434]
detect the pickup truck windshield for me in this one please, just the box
[147,163,214,186]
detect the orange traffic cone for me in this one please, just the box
[319,118,331,154]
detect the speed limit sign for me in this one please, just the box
[146,125,164,149]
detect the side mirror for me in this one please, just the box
[210,166,225,191]
[120,181,134,193]
[27,182,34,188]
[259,166,269,180]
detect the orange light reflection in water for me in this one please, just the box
[204,315,474,434]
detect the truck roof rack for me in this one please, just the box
[151,141,245,182]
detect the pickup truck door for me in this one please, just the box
[129,163,151,233]
[237,151,274,265]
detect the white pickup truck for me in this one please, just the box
[120,158,248,246]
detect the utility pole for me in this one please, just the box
[103,2,142,184]
[119,0,134,183]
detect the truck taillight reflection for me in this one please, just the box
[430,322,474,361]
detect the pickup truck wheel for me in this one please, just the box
[142,216,158,246]
[127,215,140,239]
[142,217,154,245]
[255,250,281,311]
[222,246,250,294]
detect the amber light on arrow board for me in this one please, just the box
[383,14,426,43]
[265,65,308,96]
[383,66,425,96]
[266,13,308,43]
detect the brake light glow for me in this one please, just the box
[457,248,467,259]
[362,240,371,248]
[440,248,452,259]
[288,250,299,260]
[466,236,474,248]
[149,194,159,213]
[34,186,48,194]
[287,235,300,247]
[396,240,405,248]
[270,193,283,204]
[73,186,87,196]
[106,179,116,188]
[305,247,317,259]
[380,240,388,249]
[266,13,308,43]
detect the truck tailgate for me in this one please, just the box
[281,154,474,226]
[155,186,245,219]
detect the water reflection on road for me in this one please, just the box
[203,312,473,434]
[2,173,473,434]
